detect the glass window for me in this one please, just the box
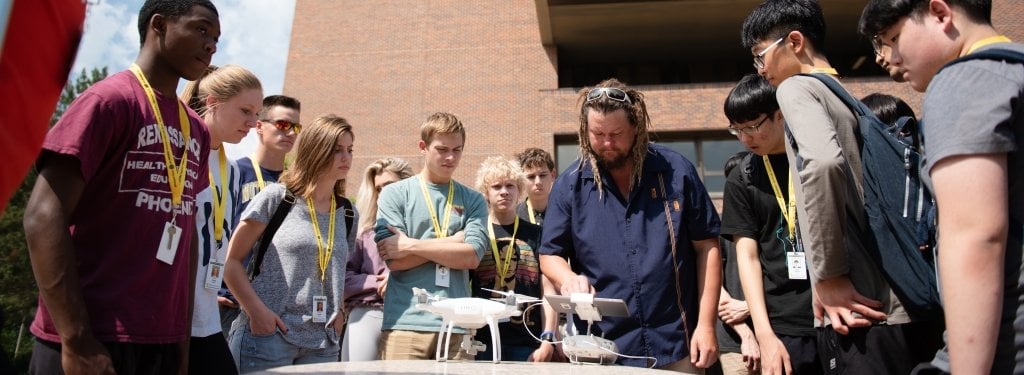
[553,133,744,196]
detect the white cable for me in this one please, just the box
[519,301,564,345]
[577,339,657,368]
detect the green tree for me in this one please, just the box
[0,66,107,371]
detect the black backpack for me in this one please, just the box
[247,190,355,280]
[802,73,941,321]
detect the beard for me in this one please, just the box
[596,149,630,170]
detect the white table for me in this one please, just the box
[253,360,687,374]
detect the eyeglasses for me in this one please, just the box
[727,115,771,136]
[870,34,895,57]
[586,88,632,104]
[752,37,786,70]
[262,119,301,133]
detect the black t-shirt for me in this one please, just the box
[516,201,545,226]
[716,237,746,352]
[471,219,545,349]
[721,153,815,337]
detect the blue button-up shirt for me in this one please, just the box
[540,143,720,367]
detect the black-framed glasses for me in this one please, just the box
[586,87,632,104]
[262,119,301,133]
[753,36,786,70]
[727,115,771,136]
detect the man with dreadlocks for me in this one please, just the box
[539,78,722,373]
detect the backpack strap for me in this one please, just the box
[338,194,355,237]
[937,48,1024,75]
[247,189,296,280]
[798,73,874,120]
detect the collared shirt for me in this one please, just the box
[540,143,720,367]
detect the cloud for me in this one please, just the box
[70,0,296,159]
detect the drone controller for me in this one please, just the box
[545,293,630,365]
[561,335,619,364]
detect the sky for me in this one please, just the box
[72,0,296,158]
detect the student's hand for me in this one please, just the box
[527,341,556,362]
[814,275,886,335]
[449,230,465,243]
[217,296,237,309]
[332,312,346,335]
[718,298,750,325]
[738,331,761,372]
[375,274,388,298]
[756,333,791,375]
[249,305,287,336]
[62,336,115,375]
[688,325,718,368]
[377,225,414,261]
[559,274,594,296]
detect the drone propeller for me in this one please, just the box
[480,288,540,304]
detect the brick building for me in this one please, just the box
[284,0,1024,201]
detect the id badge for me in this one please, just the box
[312,295,328,323]
[157,221,182,265]
[787,251,808,280]
[204,261,224,290]
[435,264,450,287]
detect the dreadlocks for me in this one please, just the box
[576,78,652,199]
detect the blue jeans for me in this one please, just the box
[229,326,340,374]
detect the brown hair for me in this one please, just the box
[278,114,354,198]
[420,112,466,144]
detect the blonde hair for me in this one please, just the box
[420,112,466,144]
[278,114,354,199]
[577,78,651,198]
[180,64,262,117]
[355,158,414,233]
[474,156,527,202]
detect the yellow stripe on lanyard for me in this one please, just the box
[129,63,191,207]
[251,155,266,190]
[487,216,519,290]
[763,155,796,242]
[307,194,337,284]
[419,176,453,238]
[208,148,228,242]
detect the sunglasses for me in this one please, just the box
[586,88,632,104]
[262,119,301,133]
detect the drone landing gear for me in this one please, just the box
[435,316,502,363]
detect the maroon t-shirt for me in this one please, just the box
[30,70,210,344]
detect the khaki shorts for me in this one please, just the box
[378,329,469,360]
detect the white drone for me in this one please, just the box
[412,287,539,363]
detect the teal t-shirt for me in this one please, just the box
[375,175,488,331]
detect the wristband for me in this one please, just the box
[540,330,555,342]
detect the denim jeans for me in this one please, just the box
[229,326,340,374]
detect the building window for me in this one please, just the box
[553,132,745,196]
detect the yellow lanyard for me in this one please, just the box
[965,35,1012,55]
[250,155,266,190]
[763,155,797,242]
[525,199,537,224]
[306,195,337,283]
[208,148,228,242]
[487,216,519,290]
[418,176,454,238]
[129,63,191,207]
[809,67,839,76]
